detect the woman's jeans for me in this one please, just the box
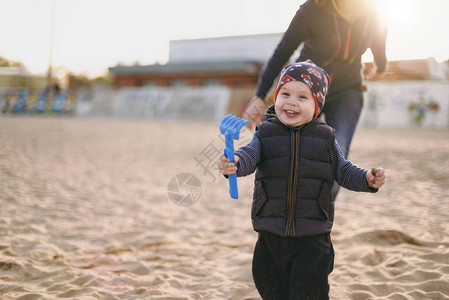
[321,89,363,200]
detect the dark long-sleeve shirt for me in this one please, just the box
[256,0,387,99]
[235,132,376,193]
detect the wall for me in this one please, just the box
[360,81,449,128]
[75,81,449,128]
[76,85,231,122]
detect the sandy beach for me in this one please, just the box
[0,115,448,299]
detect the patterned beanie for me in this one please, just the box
[274,60,330,119]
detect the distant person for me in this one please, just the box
[51,84,67,114]
[12,89,29,113]
[219,61,386,299]
[35,86,50,114]
[2,94,12,114]
[242,0,388,200]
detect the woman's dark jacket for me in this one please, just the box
[256,0,388,99]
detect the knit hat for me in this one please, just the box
[274,60,330,119]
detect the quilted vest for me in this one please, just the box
[252,117,335,237]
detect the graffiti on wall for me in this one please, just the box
[76,86,231,122]
[361,81,448,128]
[1,84,73,115]
[407,92,440,127]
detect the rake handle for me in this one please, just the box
[224,135,239,199]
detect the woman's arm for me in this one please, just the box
[243,4,310,129]
[255,5,309,100]
[369,10,388,74]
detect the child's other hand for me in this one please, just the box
[218,154,239,175]
[366,168,386,189]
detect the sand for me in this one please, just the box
[0,115,448,300]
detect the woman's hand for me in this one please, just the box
[241,96,267,130]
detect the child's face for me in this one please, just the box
[275,81,315,127]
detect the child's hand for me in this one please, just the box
[366,168,386,189]
[218,154,239,176]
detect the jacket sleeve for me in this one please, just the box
[255,3,310,99]
[331,140,378,193]
[369,12,388,73]
[234,132,262,177]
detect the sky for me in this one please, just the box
[1,0,448,78]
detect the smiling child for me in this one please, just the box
[218,60,386,299]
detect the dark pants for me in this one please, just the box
[252,231,335,300]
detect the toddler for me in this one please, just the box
[219,60,386,299]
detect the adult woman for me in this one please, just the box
[243,0,387,200]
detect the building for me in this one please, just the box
[106,34,449,126]
[109,60,263,88]
[109,33,284,90]
[361,58,449,128]
[109,33,449,88]
[0,67,47,90]
[108,33,285,115]
[0,67,48,113]
[363,57,449,81]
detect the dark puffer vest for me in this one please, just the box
[252,117,335,237]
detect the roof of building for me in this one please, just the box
[169,32,282,63]
[109,60,262,75]
[0,67,31,76]
[109,34,448,81]
[364,58,449,81]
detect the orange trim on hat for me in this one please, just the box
[274,84,284,103]
[312,93,319,119]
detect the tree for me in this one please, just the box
[0,56,10,67]
[0,56,26,69]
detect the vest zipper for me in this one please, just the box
[285,130,300,237]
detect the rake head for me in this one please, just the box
[219,114,249,140]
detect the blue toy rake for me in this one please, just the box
[219,114,249,199]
